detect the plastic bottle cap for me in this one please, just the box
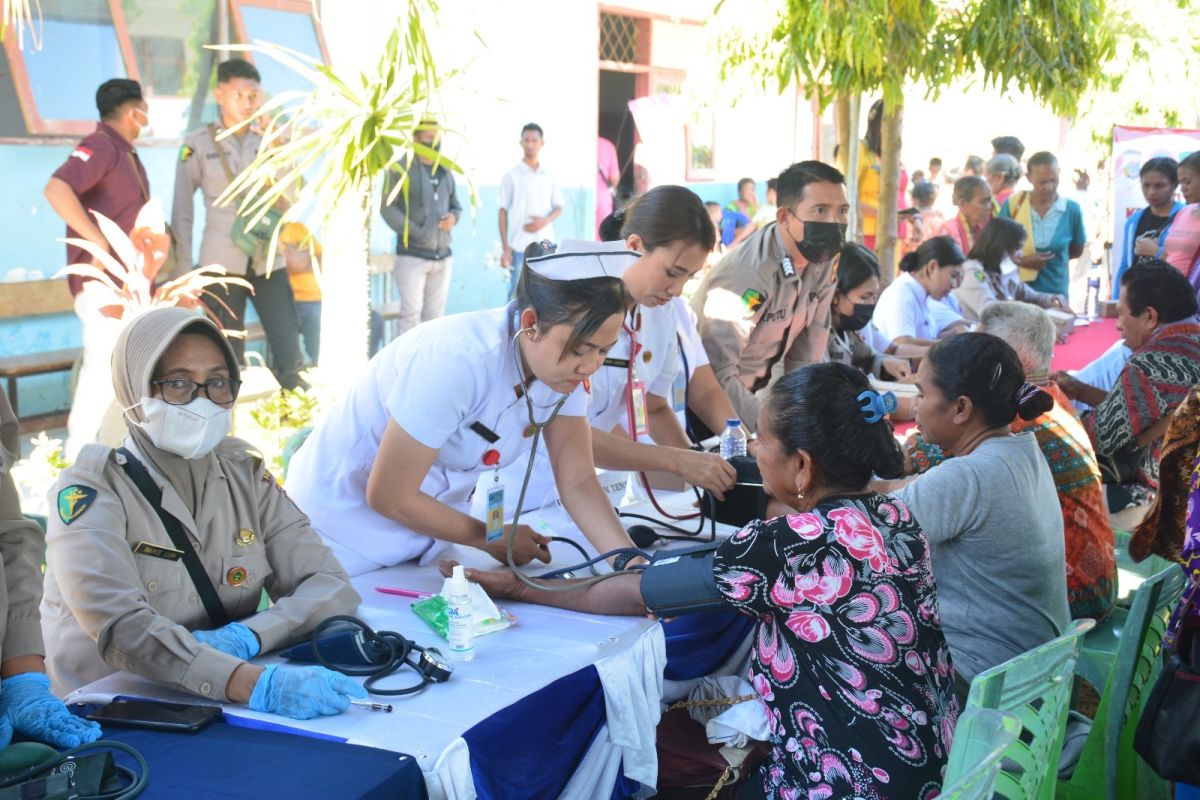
[452,565,466,581]
[726,419,741,427]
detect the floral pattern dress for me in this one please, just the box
[713,493,959,800]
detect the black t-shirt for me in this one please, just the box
[1133,210,1171,264]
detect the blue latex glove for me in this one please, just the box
[0,673,101,749]
[248,665,366,720]
[192,622,261,660]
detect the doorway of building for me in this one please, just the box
[598,70,637,205]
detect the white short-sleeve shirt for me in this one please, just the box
[588,300,680,434]
[872,270,935,345]
[285,305,587,574]
[498,161,565,252]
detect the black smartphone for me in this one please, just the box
[88,699,222,733]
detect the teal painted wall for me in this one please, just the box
[0,140,602,417]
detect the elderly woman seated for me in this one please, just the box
[979,303,1116,620]
[41,307,364,720]
[1055,261,1200,508]
[888,333,1070,694]
[445,362,960,799]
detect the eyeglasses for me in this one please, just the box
[151,378,241,406]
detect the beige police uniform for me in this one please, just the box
[41,437,360,700]
[171,123,278,276]
[827,329,887,378]
[0,390,47,665]
[953,260,1062,323]
[689,222,836,431]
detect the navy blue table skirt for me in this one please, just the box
[68,706,427,800]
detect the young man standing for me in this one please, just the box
[498,123,563,297]
[690,161,850,434]
[44,79,151,460]
[172,58,305,389]
[380,119,461,335]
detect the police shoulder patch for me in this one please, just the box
[741,288,765,312]
[974,270,986,282]
[57,485,98,525]
[179,144,193,163]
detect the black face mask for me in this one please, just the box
[836,302,875,332]
[794,219,848,263]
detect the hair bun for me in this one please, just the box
[1015,383,1054,420]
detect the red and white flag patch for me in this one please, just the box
[70,147,92,162]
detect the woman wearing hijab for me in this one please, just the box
[41,308,364,720]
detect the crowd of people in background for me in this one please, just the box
[17,70,1200,798]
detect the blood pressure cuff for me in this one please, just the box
[279,628,387,666]
[701,455,767,528]
[639,542,727,617]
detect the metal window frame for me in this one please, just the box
[227,0,330,65]
[3,0,141,136]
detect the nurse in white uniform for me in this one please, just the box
[285,253,637,576]
[581,187,735,491]
[870,235,966,350]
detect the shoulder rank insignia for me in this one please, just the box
[741,289,764,312]
[179,144,193,163]
[779,256,796,279]
[58,485,98,525]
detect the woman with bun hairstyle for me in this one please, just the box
[870,236,966,349]
[891,332,1069,692]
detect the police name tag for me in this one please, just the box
[630,380,650,438]
[132,541,183,561]
[485,482,505,544]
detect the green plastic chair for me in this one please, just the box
[957,618,1094,800]
[1113,528,1175,604]
[940,708,1022,799]
[1079,532,1182,691]
[1057,566,1184,800]
[279,425,313,480]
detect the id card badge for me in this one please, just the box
[485,479,505,544]
[631,379,650,438]
[671,368,686,414]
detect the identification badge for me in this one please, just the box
[631,380,649,438]
[485,481,505,543]
[132,541,183,561]
[671,368,686,414]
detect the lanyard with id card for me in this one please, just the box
[623,312,650,439]
[469,421,506,544]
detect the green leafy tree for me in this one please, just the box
[215,0,462,383]
[719,0,1119,279]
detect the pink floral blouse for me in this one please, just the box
[713,493,959,799]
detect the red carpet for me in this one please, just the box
[889,318,1122,439]
[1051,318,1121,373]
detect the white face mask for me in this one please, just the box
[136,396,231,459]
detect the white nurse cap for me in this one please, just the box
[525,239,638,281]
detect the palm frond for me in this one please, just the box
[209,0,457,263]
[1,0,42,50]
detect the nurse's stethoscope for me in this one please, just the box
[505,319,652,592]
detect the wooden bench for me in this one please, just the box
[0,279,76,431]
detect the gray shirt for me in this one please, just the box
[894,433,1069,681]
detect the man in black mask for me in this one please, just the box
[690,161,849,433]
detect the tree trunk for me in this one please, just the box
[876,97,904,285]
[845,94,862,243]
[834,93,851,174]
[316,182,372,380]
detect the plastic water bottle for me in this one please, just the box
[444,565,475,661]
[719,419,747,459]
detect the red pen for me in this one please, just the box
[375,586,434,599]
